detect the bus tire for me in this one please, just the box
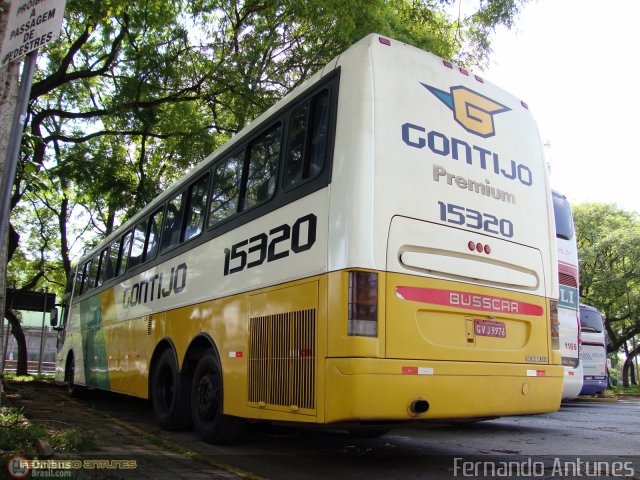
[151,349,192,430]
[66,353,85,398]
[191,351,245,444]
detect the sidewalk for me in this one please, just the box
[2,379,255,480]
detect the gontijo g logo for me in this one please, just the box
[422,83,510,138]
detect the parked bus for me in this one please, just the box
[579,304,608,395]
[551,190,583,399]
[53,34,563,443]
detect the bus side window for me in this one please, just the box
[128,220,147,270]
[80,260,92,295]
[107,238,121,280]
[72,268,83,297]
[118,231,133,275]
[284,90,329,190]
[96,247,110,287]
[184,174,210,242]
[209,154,243,228]
[162,193,185,251]
[244,124,281,210]
[145,208,164,261]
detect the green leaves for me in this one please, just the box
[573,203,640,356]
[9,0,529,294]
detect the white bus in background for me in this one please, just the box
[580,304,608,395]
[552,190,583,399]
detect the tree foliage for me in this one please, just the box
[573,203,640,386]
[3,0,529,372]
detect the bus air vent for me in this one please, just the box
[248,309,316,413]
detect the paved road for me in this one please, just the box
[8,381,640,480]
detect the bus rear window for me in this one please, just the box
[552,191,574,240]
[580,307,604,333]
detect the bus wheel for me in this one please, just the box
[191,351,245,444]
[66,354,84,398]
[151,349,192,430]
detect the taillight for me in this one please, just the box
[348,271,378,337]
[549,299,560,350]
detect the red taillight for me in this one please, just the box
[348,271,378,337]
[379,37,391,46]
[550,300,560,350]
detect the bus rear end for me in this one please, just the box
[579,304,608,395]
[325,35,562,424]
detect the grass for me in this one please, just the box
[2,372,54,382]
[608,384,640,395]
[0,404,96,456]
[0,374,96,458]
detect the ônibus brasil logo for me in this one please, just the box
[7,456,30,479]
[422,83,510,138]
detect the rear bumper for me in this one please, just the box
[324,358,563,423]
[580,379,607,395]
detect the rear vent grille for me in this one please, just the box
[248,309,316,413]
[559,273,578,288]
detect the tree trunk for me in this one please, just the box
[622,342,639,388]
[5,309,28,375]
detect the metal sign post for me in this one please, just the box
[0,0,66,244]
[0,49,37,243]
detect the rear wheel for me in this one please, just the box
[191,351,245,444]
[151,349,192,430]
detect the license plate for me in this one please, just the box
[474,319,506,338]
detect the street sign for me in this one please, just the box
[0,0,67,66]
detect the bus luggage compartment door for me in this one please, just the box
[385,215,550,364]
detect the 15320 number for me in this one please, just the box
[223,214,317,275]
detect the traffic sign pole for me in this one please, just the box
[0,49,37,245]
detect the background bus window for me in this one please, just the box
[162,193,185,251]
[580,308,604,332]
[209,154,243,227]
[145,208,164,261]
[184,174,210,241]
[128,220,147,270]
[552,192,574,240]
[284,91,329,190]
[118,231,133,275]
[244,124,281,210]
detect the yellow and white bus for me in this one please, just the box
[53,34,563,443]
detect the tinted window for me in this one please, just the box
[209,154,243,227]
[97,248,110,286]
[145,208,164,261]
[80,260,92,294]
[184,174,210,241]
[284,90,329,190]
[552,192,574,240]
[244,124,281,210]
[107,238,121,280]
[128,221,147,269]
[580,306,604,333]
[118,231,133,275]
[73,268,82,297]
[162,193,185,251]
